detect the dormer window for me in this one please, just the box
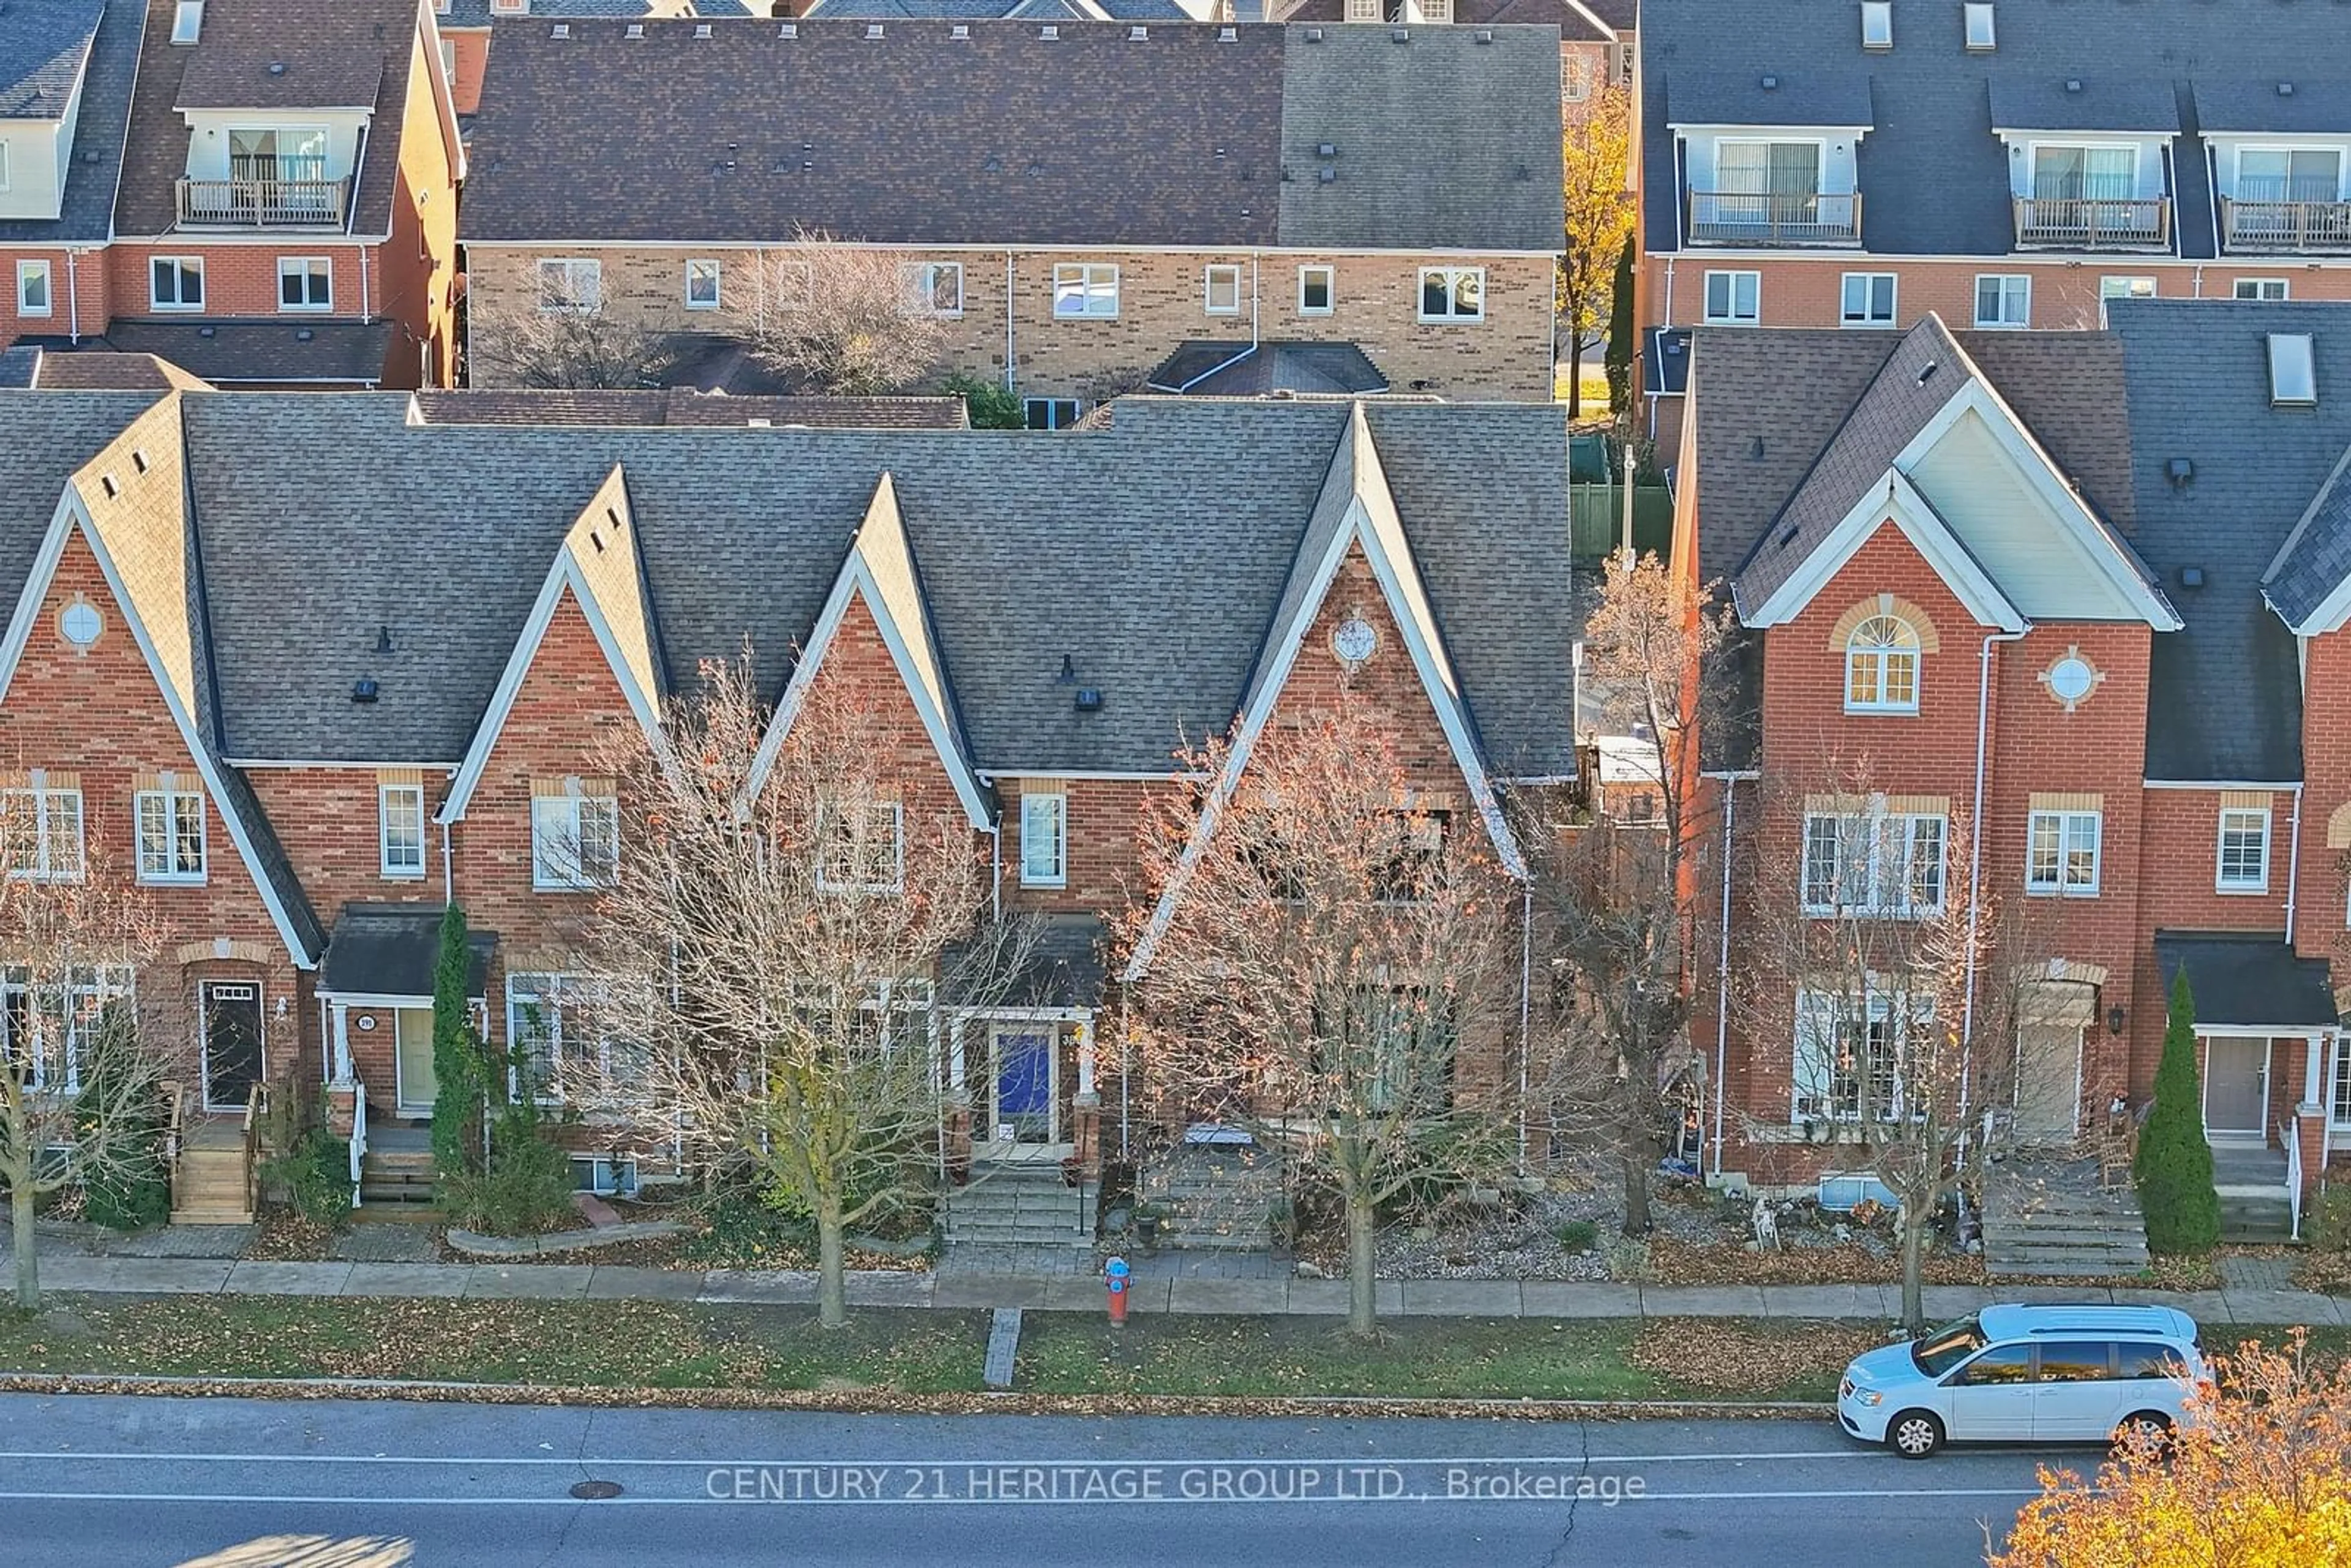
[1860,1,1892,51]
[1963,2,1996,51]
[171,0,203,45]
[1845,615,1921,713]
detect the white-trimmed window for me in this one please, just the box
[1702,269,1760,325]
[1020,790,1066,888]
[0,964,133,1094]
[1203,263,1242,315]
[536,258,602,314]
[150,257,204,310]
[684,258,721,311]
[1,785,83,882]
[1801,810,1946,917]
[2026,809,2101,896]
[1963,2,1997,50]
[1844,614,1920,713]
[818,798,904,893]
[1562,52,1592,103]
[2098,276,2156,302]
[1052,263,1119,319]
[15,260,51,318]
[379,782,426,879]
[2235,277,2290,301]
[1299,264,1334,315]
[439,36,456,85]
[2216,806,2270,892]
[2333,1036,2351,1128]
[0,143,8,193]
[1419,266,1486,322]
[1794,986,1931,1122]
[2238,146,2344,206]
[531,790,618,890]
[1024,397,1081,430]
[277,256,330,310]
[1840,271,1895,328]
[505,972,603,1104]
[1859,0,1892,50]
[908,261,962,316]
[135,785,206,883]
[1974,273,2030,329]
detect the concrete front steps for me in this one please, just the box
[945,1162,1096,1248]
[1982,1155,2151,1278]
[1140,1144,1282,1253]
[2216,1146,2296,1244]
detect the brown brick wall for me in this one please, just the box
[462,244,1559,402]
[376,23,465,388]
[0,246,110,350]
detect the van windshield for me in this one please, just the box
[1912,1315,1988,1378]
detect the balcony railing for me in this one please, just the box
[1687,189,1862,247]
[2012,195,2171,251]
[174,174,351,229]
[2221,197,2351,253]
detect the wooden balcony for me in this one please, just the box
[1686,189,1862,247]
[174,175,351,230]
[2011,195,2171,251]
[2221,197,2351,253]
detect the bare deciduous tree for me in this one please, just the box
[1544,552,1727,1236]
[569,657,1011,1329]
[740,234,951,397]
[1741,767,2060,1330]
[0,808,171,1309]
[482,304,681,391]
[1122,696,1527,1337]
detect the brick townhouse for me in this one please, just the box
[459,18,1565,419]
[0,386,1575,1206]
[1674,299,2351,1227]
[0,0,463,389]
[1634,0,2351,453]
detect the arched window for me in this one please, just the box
[1845,615,1920,713]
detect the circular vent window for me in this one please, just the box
[58,601,102,649]
[2046,655,2095,705]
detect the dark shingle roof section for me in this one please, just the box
[114,0,422,239]
[0,0,103,117]
[462,20,1562,252]
[173,394,1577,775]
[0,346,37,388]
[318,904,497,997]
[1641,0,2351,261]
[1663,70,1871,129]
[0,0,139,244]
[808,0,1192,17]
[1278,0,1614,41]
[1145,340,1389,396]
[2265,451,2351,629]
[94,319,393,383]
[2155,931,2336,1028]
[2193,80,2351,136]
[0,391,170,616]
[7,347,211,389]
[2107,299,2350,780]
[410,388,971,427]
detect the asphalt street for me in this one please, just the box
[0,1394,2075,1567]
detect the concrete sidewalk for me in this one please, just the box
[15,1252,2349,1325]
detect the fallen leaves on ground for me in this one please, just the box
[1629,1316,1883,1397]
[242,1210,336,1262]
[1643,1235,1983,1286]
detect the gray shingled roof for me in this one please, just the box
[0,346,37,388]
[2156,931,2336,1028]
[1663,70,1870,129]
[170,394,1575,776]
[1641,0,2351,261]
[0,391,173,620]
[0,0,137,244]
[2192,80,2351,136]
[0,0,102,118]
[462,20,1563,252]
[806,0,1191,17]
[1145,340,1389,396]
[410,388,970,427]
[93,320,394,384]
[1986,78,2180,134]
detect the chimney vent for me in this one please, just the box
[779,21,797,36]
[1128,24,1147,39]
[1390,26,1409,42]
[951,22,969,36]
[693,22,713,38]
[866,23,883,38]
[1218,25,1237,40]
[549,22,569,39]
[1305,24,1324,40]
[625,22,643,37]
[1760,73,1778,89]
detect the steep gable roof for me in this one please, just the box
[0,0,104,119]
[0,0,139,246]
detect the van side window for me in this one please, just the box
[2038,1341,2115,1382]
[1951,1343,2034,1385]
[2118,1341,2188,1379]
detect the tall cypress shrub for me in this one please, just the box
[1603,234,1637,418]
[2135,970,2221,1256]
[430,902,488,1183]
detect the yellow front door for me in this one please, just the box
[395,1007,438,1117]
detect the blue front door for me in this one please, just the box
[994,1028,1054,1142]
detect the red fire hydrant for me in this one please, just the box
[1104,1255,1131,1326]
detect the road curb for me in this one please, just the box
[0,1370,1832,1422]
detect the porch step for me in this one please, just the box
[945,1168,1095,1244]
[1141,1146,1282,1253]
[171,1145,253,1226]
[1982,1154,2149,1279]
[2219,1190,2295,1244]
[358,1146,437,1209]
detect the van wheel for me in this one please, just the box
[2114,1411,2173,1458]
[1888,1410,1943,1459]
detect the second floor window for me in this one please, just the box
[1299,264,1334,315]
[2217,806,2270,892]
[151,257,204,310]
[1703,269,1760,325]
[2238,147,2342,204]
[1,785,83,882]
[1204,264,1242,315]
[16,260,51,318]
[2236,278,2291,301]
[1419,267,1486,322]
[818,799,904,893]
[135,785,206,883]
[1974,274,2031,329]
[2033,144,2136,202]
[380,782,426,879]
[537,258,602,315]
[1840,272,1895,328]
[1053,264,1119,319]
[908,261,962,316]
[1802,811,1946,917]
[2027,809,2101,896]
[1020,791,1066,888]
[1845,615,1920,712]
[1716,140,1821,207]
[532,790,618,890]
[684,259,721,311]
[277,257,330,310]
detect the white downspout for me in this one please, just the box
[1003,250,1016,394]
[2285,781,2306,943]
[360,245,372,323]
[1250,249,1261,354]
[440,816,454,904]
[987,821,1002,925]
[1960,627,2029,1144]
[65,250,81,343]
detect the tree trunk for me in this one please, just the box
[1899,1202,1927,1334]
[1346,1190,1378,1338]
[1566,332,1586,418]
[816,1193,847,1331]
[10,1161,37,1311]
[1620,1139,1652,1236]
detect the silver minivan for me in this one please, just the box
[1837,1304,2205,1458]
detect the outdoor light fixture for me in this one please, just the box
[2107,1004,2126,1037]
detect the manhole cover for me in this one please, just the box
[569,1479,624,1501]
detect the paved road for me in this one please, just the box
[0,1394,2075,1567]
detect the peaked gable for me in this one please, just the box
[746,472,991,831]
[440,464,666,823]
